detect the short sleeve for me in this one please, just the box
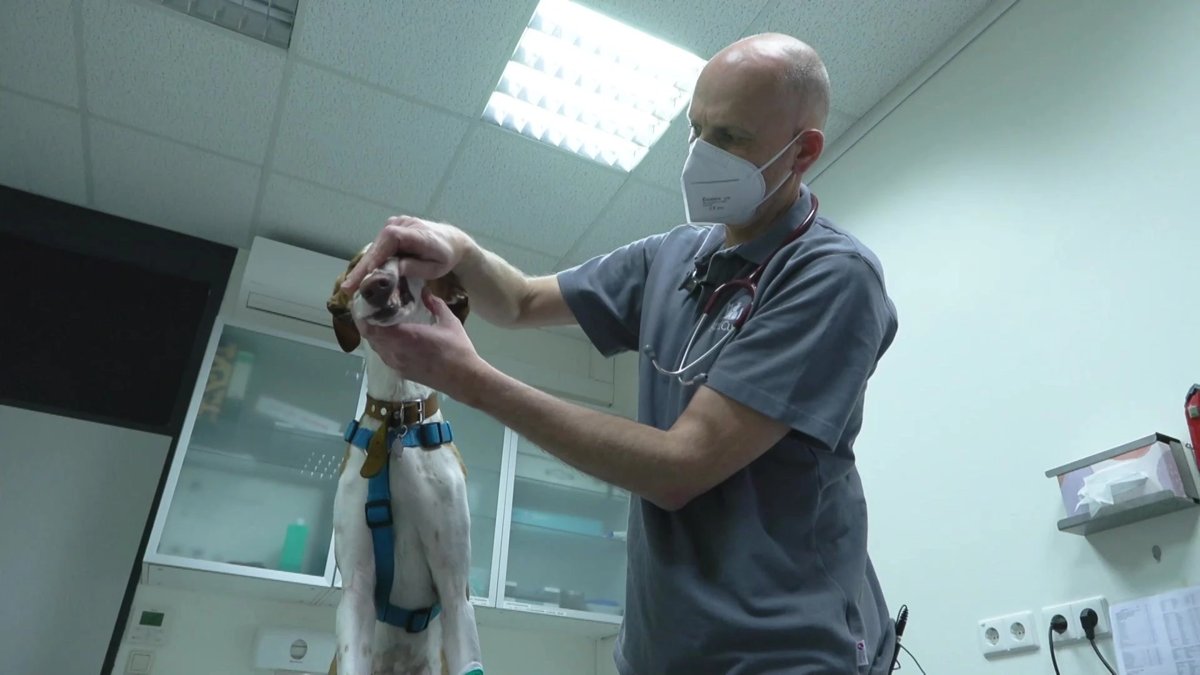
[704,253,895,451]
[556,234,666,357]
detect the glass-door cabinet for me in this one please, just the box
[147,317,629,625]
[146,319,366,585]
[498,433,630,623]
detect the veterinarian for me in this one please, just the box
[344,32,898,674]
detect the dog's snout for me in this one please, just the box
[360,274,395,308]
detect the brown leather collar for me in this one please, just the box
[354,393,440,479]
[362,393,438,427]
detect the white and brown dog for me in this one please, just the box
[325,246,483,675]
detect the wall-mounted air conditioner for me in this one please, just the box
[237,237,348,329]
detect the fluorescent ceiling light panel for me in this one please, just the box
[484,0,706,172]
[154,0,297,49]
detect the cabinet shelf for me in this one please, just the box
[510,519,627,545]
[187,439,341,483]
[513,473,630,503]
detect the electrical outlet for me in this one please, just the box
[1070,595,1111,640]
[979,610,1040,656]
[1042,602,1082,643]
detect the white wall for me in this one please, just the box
[115,584,603,675]
[811,0,1200,672]
[0,405,170,675]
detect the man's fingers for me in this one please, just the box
[421,287,453,322]
[342,219,420,291]
[395,257,444,280]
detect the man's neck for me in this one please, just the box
[723,180,800,248]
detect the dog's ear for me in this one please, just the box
[431,272,470,325]
[327,245,368,353]
[331,317,361,353]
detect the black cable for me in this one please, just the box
[899,644,927,675]
[891,604,909,670]
[1090,638,1118,675]
[1049,625,1062,675]
[1080,608,1118,675]
[1048,613,1070,675]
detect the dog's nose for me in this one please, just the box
[359,274,395,308]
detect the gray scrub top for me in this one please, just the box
[556,185,900,674]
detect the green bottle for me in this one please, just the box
[280,518,308,573]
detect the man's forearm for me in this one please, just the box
[450,235,533,327]
[461,361,691,510]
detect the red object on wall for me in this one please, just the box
[1187,384,1200,468]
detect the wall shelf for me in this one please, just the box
[1056,491,1199,536]
[1047,432,1200,537]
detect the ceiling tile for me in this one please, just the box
[293,0,537,116]
[474,236,559,277]
[631,113,688,192]
[429,124,626,257]
[90,120,259,248]
[82,0,285,163]
[823,108,859,146]
[0,1,79,107]
[559,179,682,268]
[272,63,470,211]
[256,173,398,259]
[257,173,558,276]
[0,92,87,206]
[746,0,990,115]
[580,0,772,58]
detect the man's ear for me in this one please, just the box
[332,318,361,353]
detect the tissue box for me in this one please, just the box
[1047,433,1199,518]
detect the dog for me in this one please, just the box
[325,245,483,675]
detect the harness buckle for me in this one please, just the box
[405,606,435,633]
[417,422,451,448]
[364,499,393,529]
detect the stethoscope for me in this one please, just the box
[646,195,819,386]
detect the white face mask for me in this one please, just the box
[680,132,803,226]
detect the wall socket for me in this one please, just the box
[978,610,1041,656]
[1042,602,1081,643]
[1072,596,1111,639]
[1042,595,1110,644]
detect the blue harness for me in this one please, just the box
[343,415,454,633]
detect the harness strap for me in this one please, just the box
[343,420,454,452]
[342,416,454,632]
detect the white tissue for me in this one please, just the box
[1077,453,1163,516]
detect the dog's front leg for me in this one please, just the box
[415,472,482,675]
[335,563,378,675]
[334,474,378,675]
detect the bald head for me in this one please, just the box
[703,33,830,130]
[684,34,830,233]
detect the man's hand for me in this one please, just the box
[356,286,490,401]
[341,216,472,293]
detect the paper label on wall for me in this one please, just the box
[1111,583,1200,674]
